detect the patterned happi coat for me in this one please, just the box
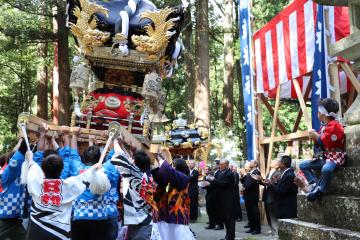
[152,161,190,225]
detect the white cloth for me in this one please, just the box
[26,162,88,240]
[155,222,195,240]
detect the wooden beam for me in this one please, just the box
[266,86,281,173]
[260,94,288,135]
[329,63,342,115]
[260,130,310,144]
[347,85,356,108]
[293,79,312,130]
[292,78,312,133]
[340,62,360,93]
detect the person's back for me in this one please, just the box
[0,139,28,240]
[110,140,160,240]
[69,140,120,240]
[24,152,107,240]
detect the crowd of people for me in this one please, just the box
[198,98,345,239]
[0,125,198,240]
[200,156,298,239]
[0,98,346,240]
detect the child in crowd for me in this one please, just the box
[299,98,345,201]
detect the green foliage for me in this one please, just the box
[253,0,290,31]
[0,3,47,153]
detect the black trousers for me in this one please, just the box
[189,193,198,221]
[234,196,242,220]
[206,194,216,227]
[26,219,62,240]
[223,213,235,240]
[127,224,152,240]
[244,200,261,232]
[0,218,26,240]
[71,218,118,240]
[265,202,278,234]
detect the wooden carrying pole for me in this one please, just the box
[266,85,281,173]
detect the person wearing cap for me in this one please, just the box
[299,98,345,201]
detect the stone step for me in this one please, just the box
[297,194,360,232]
[328,167,360,197]
[278,219,360,240]
[345,124,360,167]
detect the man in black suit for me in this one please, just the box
[213,160,224,230]
[188,160,199,223]
[208,159,235,240]
[266,155,297,219]
[203,166,217,229]
[260,160,281,234]
[240,160,261,235]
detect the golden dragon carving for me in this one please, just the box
[131,7,176,58]
[70,0,111,54]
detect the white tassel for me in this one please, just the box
[88,168,111,195]
[118,44,129,56]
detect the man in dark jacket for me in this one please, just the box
[203,166,217,229]
[208,159,235,240]
[266,155,298,219]
[240,160,261,235]
[213,160,224,230]
[260,160,281,234]
[188,160,199,223]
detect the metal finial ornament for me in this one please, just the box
[108,121,121,138]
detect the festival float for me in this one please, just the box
[17,0,217,161]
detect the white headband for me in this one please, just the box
[318,105,337,118]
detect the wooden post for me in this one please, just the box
[293,79,312,130]
[266,86,281,173]
[256,93,266,176]
[340,62,360,93]
[260,94,288,135]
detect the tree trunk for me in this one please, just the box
[194,0,210,129]
[52,7,59,124]
[37,2,48,120]
[222,0,235,127]
[37,42,48,120]
[53,6,70,125]
[182,7,195,122]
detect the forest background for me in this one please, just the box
[0,0,308,162]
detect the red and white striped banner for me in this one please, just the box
[265,69,358,99]
[253,0,350,97]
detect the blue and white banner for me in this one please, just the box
[311,4,330,131]
[239,0,256,160]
